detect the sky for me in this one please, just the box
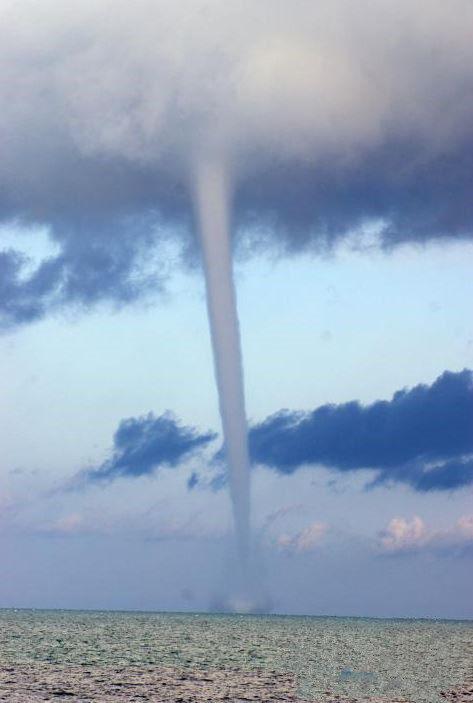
[0,0,472,618]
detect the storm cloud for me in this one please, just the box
[2,1,473,327]
[249,369,473,491]
[80,412,216,484]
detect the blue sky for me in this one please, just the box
[1,0,473,618]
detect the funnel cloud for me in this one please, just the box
[193,158,251,564]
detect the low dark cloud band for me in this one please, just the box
[76,370,472,493]
[249,369,473,491]
[81,412,216,484]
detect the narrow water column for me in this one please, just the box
[192,158,250,567]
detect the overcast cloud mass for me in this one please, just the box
[1,0,473,328]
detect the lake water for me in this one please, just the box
[0,609,471,701]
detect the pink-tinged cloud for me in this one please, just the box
[277,521,328,553]
[379,516,428,552]
[52,513,83,534]
[456,516,473,539]
[379,515,473,554]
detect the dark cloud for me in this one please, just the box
[187,472,199,490]
[2,1,473,328]
[0,214,175,329]
[249,370,473,492]
[74,370,472,492]
[81,412,216,484]
[237,144,473,253]
[384,457,473,493]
